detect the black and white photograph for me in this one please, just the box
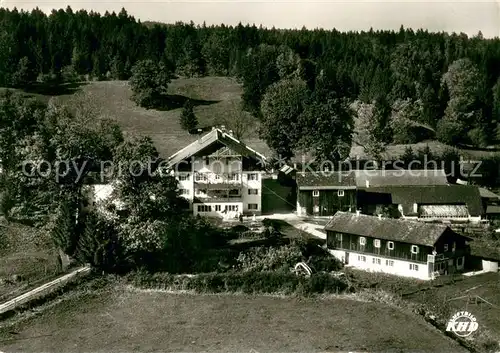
[0,0,499,352]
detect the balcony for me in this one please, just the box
[194,186,242,202]
[194,172,242,185]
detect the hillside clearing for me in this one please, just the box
[50,77,271,159]
[6,78,500,162]
[0,285,467,353]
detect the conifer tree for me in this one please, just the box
[179,100,198,131]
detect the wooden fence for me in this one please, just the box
[0,266,91,315]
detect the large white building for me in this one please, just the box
[325,212,473,280]
[166,128,267,219]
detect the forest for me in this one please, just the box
[1,6,500,160]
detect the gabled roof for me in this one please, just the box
[357,185,483,217]
[166,129,267,169]
[296,171,357,190]
[354,169,448,187]
[324,212,468,247]
[479,187,500,200]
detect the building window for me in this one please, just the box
[338,190,344,197]
[215,205,221,212]
[387,241,394,250]
[385,260,394,267]
[374,239,381,248]
[359,237,366,246]
[248,173,259,181]
[372,257,381,265]
[197,205,212,212]
[409,264,419,271]
[457,257,463,267]
[229,189,240,196]
[248,189,258,195]
[444,243,448,252]
[312,190,319,197]
[335,233,342,241]
[248,203,258,210]
[180,189,189,195]
[196,189,207,196]
[411,245,419,254]
[357,255,366,262]
[178,174,190,181]
[229,173,240,181]
[225,205,239,212]
[196,173,208,182]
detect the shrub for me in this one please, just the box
[127,270,348,296]
[236,244,303,272]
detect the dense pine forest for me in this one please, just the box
[2,6,500,159]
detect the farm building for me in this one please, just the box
[353,169,449,188]
[357,185,483,224]
[325,212,472,280]
[296,169,451,217]
[296,171,357,217]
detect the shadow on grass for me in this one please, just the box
[22,81,89,96]
[155,94,220,111]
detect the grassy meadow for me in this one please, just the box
[0,222,61,301]
[0,283,468,353]
[49,77,271,159]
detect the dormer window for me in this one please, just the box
[359,237,366,246]
[411,245,419,254]
[312,190,319,197]
[444,244,448,252]
[374,239,381,248]
[387,241,394,250]
[338,190,344,197]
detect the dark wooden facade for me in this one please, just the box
[298,189,356,216]
[326,228,470,264]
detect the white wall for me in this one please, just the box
[193,202,243,219]
[173,156,263,216]
[329,250,431,280]
[176,172,194,207]
[241,172,262,214]
[482,259,499,272]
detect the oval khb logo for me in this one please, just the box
[446,311,479,337]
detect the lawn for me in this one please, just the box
[50,77,271,159]
[0,284,468,353]
[0,222,61,301]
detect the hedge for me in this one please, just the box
[127,270,349,296]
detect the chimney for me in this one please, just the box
[365,180,370,188]
[220,125,226,131]
[356,210,361,216]
[228,130,233,136]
